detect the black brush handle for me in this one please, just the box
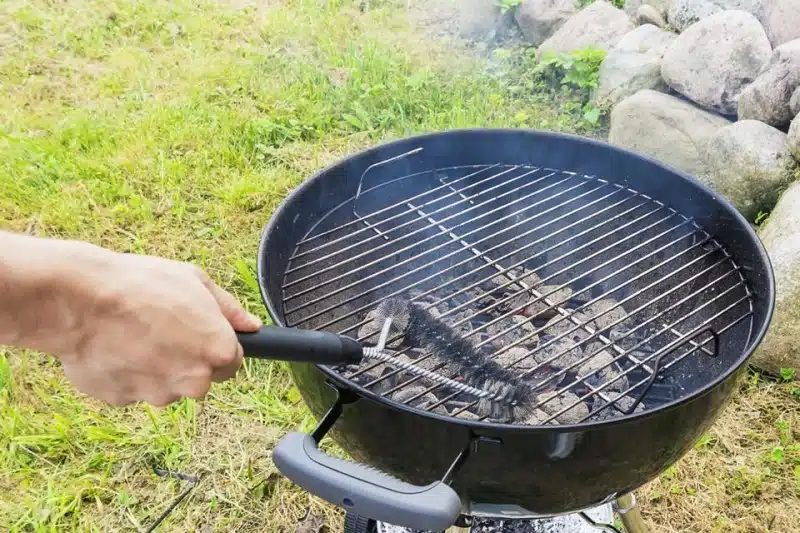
[236,327,363,365]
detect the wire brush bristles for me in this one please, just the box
[375,298,535,421]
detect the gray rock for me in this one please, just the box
[536,1,635,59]
[661,10,772,115]
[763,0,800,47]
[738,40,800,128]
[788,116,800,161]
[595,24,676,107]
[754,182,800,376]
[790,86,800,117]
[625,0,672,17]
[515,0,579,47]
[698,120,796,220]
[667,0,766,32]
[609,90,731,176]
[636,5,668,27]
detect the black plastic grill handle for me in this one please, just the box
[237,327,364,365]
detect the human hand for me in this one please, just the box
[48,244,261,407]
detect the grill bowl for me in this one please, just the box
[257,129,774,518]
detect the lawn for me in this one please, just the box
[0,1,798,532]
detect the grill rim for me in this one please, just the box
[255,127,775,432]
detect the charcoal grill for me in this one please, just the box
[255,129,773,532]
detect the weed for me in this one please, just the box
[534,48,607,91]
[780,368,797,382]
[495,0,523,14]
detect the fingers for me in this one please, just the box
[211,342,243,383]
[200,274,261,333]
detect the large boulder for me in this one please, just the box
[636,5,668,27]
[536,1,635,58]
[790,86,800,118]
[698,120,796,219]
[595,25,676,107]
[515,0,579,47]
[661,10,772,115]
[609,90,731,176]
[763,0,800,47]
[738,40,800,128]
[667,0,766,32]
[754,182,800,376]
[788,117,800,161]
[624,0,672,16]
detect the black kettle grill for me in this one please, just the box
[241,129,774,531]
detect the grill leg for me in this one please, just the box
[614,493,650,533]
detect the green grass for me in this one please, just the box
[0,1,798,532]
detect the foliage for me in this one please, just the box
[780,368,797,382]
[528,47,608,126]
[495,0,523,14]
[534,48,607,90]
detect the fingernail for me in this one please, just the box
[247,312,262,326]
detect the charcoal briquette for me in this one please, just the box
[584,298,630,332]
[492,346,539,370]
[578,346,629,392]
[535,391,590,424]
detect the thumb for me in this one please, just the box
[203,277,262,332]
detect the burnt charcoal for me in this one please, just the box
[536,392,591,424]
[538,285,574,306]
[613,394,646,414]
[447,400,483,420]
[503,291,531,314]
[531,336,585,369]
[415,393,449,415]
[492,346,539,370]
[578,346,629,393]
[510,266,543,288]
[517,406,550,426]
[446,310,474,337]
[407,289,436,305]
[522,295,558,319]
[542,313,592,342]
[469,331,498,358]
[391,385,447,415]
[486,315,538,348]
[609,325,645,351]
[476,275,529,313]
[584,298,630,332]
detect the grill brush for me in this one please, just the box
[237,309,520,413]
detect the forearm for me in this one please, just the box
[0,231,104,355]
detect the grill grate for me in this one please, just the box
[282,157,754,425]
